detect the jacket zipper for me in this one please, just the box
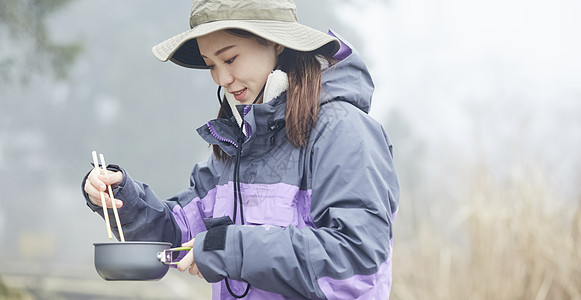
[206,121,238,148]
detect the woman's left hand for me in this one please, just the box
[177,238,204,279]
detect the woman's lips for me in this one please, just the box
[231,88,247,102]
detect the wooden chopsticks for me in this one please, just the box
[92,151,125,242]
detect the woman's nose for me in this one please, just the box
[216,68,234,87]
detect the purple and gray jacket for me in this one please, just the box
[84,36,399,299]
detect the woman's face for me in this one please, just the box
[197,30,283,105]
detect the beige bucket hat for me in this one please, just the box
[152,0,340,69]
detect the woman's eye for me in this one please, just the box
[225,56,237,64]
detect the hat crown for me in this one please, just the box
[190,0,298,28]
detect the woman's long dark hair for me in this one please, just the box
[212,30,335,159]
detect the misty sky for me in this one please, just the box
[338,0,581,197]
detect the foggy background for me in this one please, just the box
[1,0,580,298]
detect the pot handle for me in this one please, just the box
[157,246,192,265]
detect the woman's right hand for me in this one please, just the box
[84,168,124,208]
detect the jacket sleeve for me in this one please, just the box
[82,157,221,246]
[193,102,399,299]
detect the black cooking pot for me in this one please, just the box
[94,241,173,281]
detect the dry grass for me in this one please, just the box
[392,165,581,300]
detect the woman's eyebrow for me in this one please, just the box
[201,45,236,58]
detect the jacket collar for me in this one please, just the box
[197,71,289,155]
[225,69,289,134]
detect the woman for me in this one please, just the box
[83,0,399,299]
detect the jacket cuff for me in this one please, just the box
[202,216,233,251]
[194,223,239,283]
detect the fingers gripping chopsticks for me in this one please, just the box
[91,151,125,242]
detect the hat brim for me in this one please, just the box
[152,20,340,69]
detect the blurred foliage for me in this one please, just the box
[0,277,30,299]
[0,0,82,84]
[0,0,86,270]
